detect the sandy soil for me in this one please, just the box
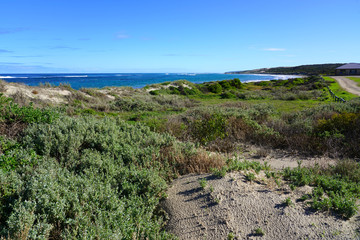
[330,76,360,96]
[163,149,359,240]
[163,170,360,239]
[0,81,136,104]
[2,83,72,104]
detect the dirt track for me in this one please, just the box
[330,76,360,96]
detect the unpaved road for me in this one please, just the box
[330,76,360,96]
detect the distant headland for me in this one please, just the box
[225,63,344,75]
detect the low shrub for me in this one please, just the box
[112,97,161,111]
[220,91,236,99]
[207,82,222,94]
[283,161,360,219]
[0,94,59,124]
[2,116,216,239]
[315,112,360,157]
[189,112,227,145]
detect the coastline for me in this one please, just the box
[0,73,301,90]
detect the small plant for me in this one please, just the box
[227,232,235,240]
[199,178,207,190]
[299,194,310,202]
[289,184,296,191]
[245,172,256,182]
[214,197,220,204]
[254,227,265,236]
[209,185,214,193]
[212,166,227,178]
[284,197,293,207]
[274,179,281,187]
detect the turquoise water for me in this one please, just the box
[0,73,299,90]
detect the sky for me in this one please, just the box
[0,0,359,73]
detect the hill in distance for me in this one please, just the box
[225,63,344,75]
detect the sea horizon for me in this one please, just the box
[0,73,300,90]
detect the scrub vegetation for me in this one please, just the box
[0,74,359,238]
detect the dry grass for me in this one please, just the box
[159,145,225,175]
[9,92,31,107]
[0,121,28,139]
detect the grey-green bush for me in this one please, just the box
[1,116,182,239]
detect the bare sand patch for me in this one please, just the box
[163,172,359,239]
[2,83,72,104]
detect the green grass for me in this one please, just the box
[283,160,360,219]
[244,99,322,112]
[324,77,358,100]
[348,77,360,87]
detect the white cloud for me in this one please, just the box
[51,45,79,50]
[263,48,286,51]
[116,33,130,39]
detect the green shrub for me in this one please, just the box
[190,112,227,145]
[208,83,222,94]
[112,97,161,111]
[212,166,227,178]
[315,112,360,157]
[0,116,191,239]
[283,162,360,219]
[219,80,231,90]
[0,94,59,124]
[177,85,201,95]
[169,86,181,95]
[149,90,160,95]
[220,91,236,99]
[230,78,243,89]
[254,81,269,87]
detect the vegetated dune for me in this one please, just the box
[0,80,138,105]
[163,170,359,240]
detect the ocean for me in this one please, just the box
[0,73,299,90]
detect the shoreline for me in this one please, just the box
[0,73,301,90]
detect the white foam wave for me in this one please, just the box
[245,79,269,83]
[63,75,88,78]
[0,76,29,79]
[177,73,197,76]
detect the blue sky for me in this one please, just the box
[0,0,359,73]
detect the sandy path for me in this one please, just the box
[163,172,359,239]
[330,76,360,96]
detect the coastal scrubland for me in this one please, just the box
[0,75,359,239]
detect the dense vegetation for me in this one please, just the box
[226,63,344,75]
[0,75,359,238]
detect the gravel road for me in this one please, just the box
[330,76,360,96]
